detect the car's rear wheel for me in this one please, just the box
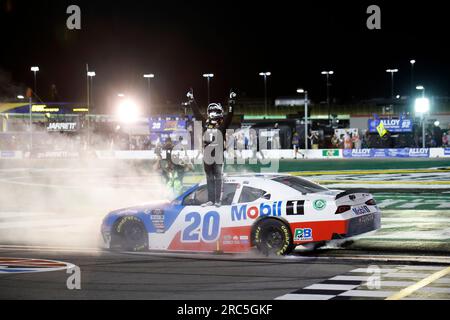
[114,216,148,252]
[253,219,294,256]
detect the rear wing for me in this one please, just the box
[335,189,370,200]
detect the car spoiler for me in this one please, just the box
[335,189,370,200]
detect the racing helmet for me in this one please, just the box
[207,103,224,122]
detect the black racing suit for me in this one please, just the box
[189,99,234,203]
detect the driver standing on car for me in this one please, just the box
[187,88,236,207]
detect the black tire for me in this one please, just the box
[253,219,295,256]
[114,216,148,252]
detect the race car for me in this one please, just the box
[101,174,381,255]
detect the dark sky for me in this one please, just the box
[1,0,450,108]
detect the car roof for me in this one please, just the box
[197,173,298,185]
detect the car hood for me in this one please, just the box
[109,200,171,216]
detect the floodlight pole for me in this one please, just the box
[422,113,426,148]
[29,97,33,151]
[305,91,309,152]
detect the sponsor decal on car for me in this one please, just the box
[294,228,313,241]
[313,199,327,211]
[286,200,305,216]
[231,202,282,221]
[352,205,371,215]
[150,209,165,233]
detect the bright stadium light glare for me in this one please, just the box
[17,95,25,99]
[203,73,214,78]
[410,60,416,65]
[416,85,424,90]
[143,74,155,78]
[297,89,305,94]
[31,66,39,72]
[87,71,96,77]
[118,93,125,98]
[414,97,430,114]
[434,121,440,127]
[117,99,140,123]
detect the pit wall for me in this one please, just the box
[1,148,450,160]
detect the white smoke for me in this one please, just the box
[0,132,174,250]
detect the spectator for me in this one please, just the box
[442,132,449,147]
[331,134,339,148]
[309,131,319,150]
[353,133,362,149]
[272,123,281,150]
[292,130,300,158]
[344,132,353,149]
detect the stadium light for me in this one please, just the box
[434,121,440,127]
[17,95,25,100]
[143,74,155,115]
[415,97,430,148]
[87,71,96,77]
[321,70,334,124]
[415,97,430,114]
[416,85,426,98]
[30,66,40,95]
[117,98,140,123]
[410,61,416,96]
[203,73,214,104]
[118,93,125,98]
[386,69,399,99]
[297,88,309,152]
[259,72,271,117]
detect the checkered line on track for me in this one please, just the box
[275,265,450,300]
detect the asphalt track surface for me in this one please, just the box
[0,165,449,300]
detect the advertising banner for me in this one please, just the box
[368,118,413,133]
[47,122,78,132]
[343,148,430,158]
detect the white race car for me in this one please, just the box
[101,174,381,255]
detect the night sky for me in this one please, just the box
[1,0,450,109]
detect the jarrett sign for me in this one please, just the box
[47,123,78,132]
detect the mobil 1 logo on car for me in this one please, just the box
[231,202,282,221]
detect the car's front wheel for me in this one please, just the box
[113,216,148,252]
[253,219,294,256]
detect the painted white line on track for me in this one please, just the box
[384,272,438,279]
[0,212,57,218]
[400,265,447,271]
[382,218,450,223]
[275,294,334,300]
[418,287,450,294]
[0,218,97,229]
[331,275,372,281]
[351,268,399,273]
[370,281,416,287]
[305,284,359,291]
[339,290,396,298]
[0,245,103,253]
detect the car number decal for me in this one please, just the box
[181,211,221,243]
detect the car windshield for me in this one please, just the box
[272,176,328,194]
